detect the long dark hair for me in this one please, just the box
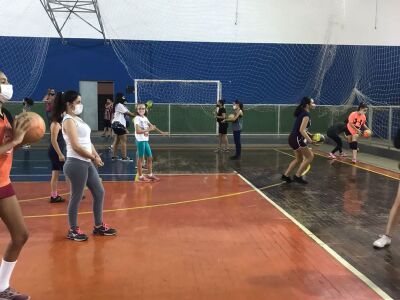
[294,97,312,117]
[357,102,368,111]
[52,90,80,122]
[234,99,244,111]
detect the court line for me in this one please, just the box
[11,172,236,178]
[274,148,399,181]
[236,172,392,300]
[22,181,284,219]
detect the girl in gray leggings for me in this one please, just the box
[55,90,117,241]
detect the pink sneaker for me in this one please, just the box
[328,153,336,159]
[137,176,151,183]
[352,159,357,164]
[146,174,160,182]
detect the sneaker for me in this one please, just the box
[222,148,230,152]
[93,223,117,236]
[293,175,308,184]
[121,157,133,162]
[281,174,293,183]
[230,155,241,160]
[67,227,88,242]
[146,174,160,182]
[340,152,347,157]
[111,156,120,161]
[137,176,151,183]
[373,235,391,249]
[21,144,31,149]
[352,158,357,164]
[328,153,336,159]
[0,287,30,300]
[214,148,221,153]
[50,195,66,203]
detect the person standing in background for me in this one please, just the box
[43,88,56,128]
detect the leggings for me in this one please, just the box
[233,130,242,157]
[64,157,104,229]
[327,132,343,154]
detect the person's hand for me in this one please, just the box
[93,156,104,167]
[149,125,156,131]
[12,114,30,146]
[221,119,226,123]
[58,154,66,162]
[161,131,169,136]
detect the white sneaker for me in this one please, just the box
[373,235,391,248]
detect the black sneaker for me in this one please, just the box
[230,155,241,160]
[293,175,308,184]
[121,157,133,162]
[0,287,30,300]
[281,174,292,183]
[93,223,117,236]
[50,195,66,203]
[67,227,89,242]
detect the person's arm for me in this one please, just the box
[91,144,104,166]
[50,122,65,161]
[63,119,96,160]
[0,115,30,155]
[147,121,168,135]
[300,116,313,143]
[135,123,154,134]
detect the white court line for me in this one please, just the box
[236,172,392,300]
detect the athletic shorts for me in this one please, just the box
[218,123,228,134]
[288,133,307,151]
[112,121,127,136]
[104,119,111,128]
[48,148,65,171]
[0,183,15,200]
[136,141,152,158]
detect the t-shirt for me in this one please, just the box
[104,104,113,120]
[134,115,150,142]
[0,110,13,188]
[216,107,226,124]
[291,110,310,137]
[347,112,366,130]
[62,114,92,162]
[112,103,129,127]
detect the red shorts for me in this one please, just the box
[0,183,15,200]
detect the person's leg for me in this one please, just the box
[295,147,314,177]
[351,135,359,161]
[121,134,127,159]
[0,194,29,296]
[232,130,241,158]
[284,150,302,177]
[50,170,65,203]
[223,134,229,150]
[64,159,88,230]
[373,182,400,248]
[112,135,120,158]
[237,130,241,157]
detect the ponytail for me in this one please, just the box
[294,97,312,117]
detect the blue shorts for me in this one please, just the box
[136,141,152,158]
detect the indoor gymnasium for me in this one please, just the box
[0,1,400,299]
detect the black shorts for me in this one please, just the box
[112,121,127,136]
[344,127,352,137]
[48,148,65,171]
[104,119,111,128]
[218,123,228,134]
[288,134,307,151]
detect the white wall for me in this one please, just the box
[1,0,400,45]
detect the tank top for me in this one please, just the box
[49,122,66,154]
[62,114,92,162]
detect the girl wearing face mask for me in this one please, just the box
[223,100,243,160]
[0,70,31,300]
[134,103,168,183]
[59,90,116,242]
[282,97,316,184]
[48,92,67,203]
[344,103,371,163]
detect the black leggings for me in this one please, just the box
[327,132,343,154]
[233,130,241,157]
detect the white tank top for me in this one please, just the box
[62,114,92,162]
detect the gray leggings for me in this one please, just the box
[64,157,104,229]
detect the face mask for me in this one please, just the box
[0,84,13,103]
[310,102,316,109]
[233,105,237,110]
[72,104,83,115]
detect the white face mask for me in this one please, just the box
[72,103,83,115]
[233,105,237,110]
[0,84,13,103]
